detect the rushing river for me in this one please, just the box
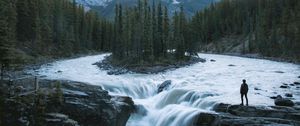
[33,53,300,126]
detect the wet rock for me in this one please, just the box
[157,80,172,93]
[1,79,135,126]
[194,113,218,126]
[290,84,295,86]
[228,64,236,66]
[195,110,300,126]
[60,82,134,126]
[294,82,300,85]
[285,93,293,97]
[56,70,62,73]
[107,69,128,75]
[283,83,288,86]
[112,96,135,126]
[274,71,284,73]
[270,96,277,99]
[210,103,300,125]
[254,87,261,90]
[213,103,230,113]
[275,95,294,107]
[280,85,289,88]
[210,59,216,62]
[298,76,300,78]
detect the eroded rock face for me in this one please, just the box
[1,79,135,126]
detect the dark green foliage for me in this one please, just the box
[35,91,46,125]
[0,0,17,72]
[190,0,300,61]
[51,81,64,107]
[112,0,194,64]
[1,0,114,68]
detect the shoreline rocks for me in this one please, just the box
[195,103,300,126]
[275,95,294,107]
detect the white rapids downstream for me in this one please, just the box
[32,53,300,126]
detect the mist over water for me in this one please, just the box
[34,53,300,126]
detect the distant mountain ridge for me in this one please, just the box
[74,0,218,18]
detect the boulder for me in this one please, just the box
[254,87,261,90]
[274,71,284,73]
[228,64,236,67]
[56,70,63,73]
[275,95,294,107]
[157,80,172,93]
[210,59,216,62]
[112,96,135,126]
[294,82,300,85]
[280,85,289,88]
[285,93,293,97]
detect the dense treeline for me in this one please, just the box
[112,0,197,64]
[190,0,300,60]
[0,0,113,68]
[1,0,299,72]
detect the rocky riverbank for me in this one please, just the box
[94,55,206,75]
[195,103,300,126]
[0,78,135,126]
[156,80,300,125]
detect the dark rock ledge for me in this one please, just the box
[0,79,135,126]
[195,103,300,126]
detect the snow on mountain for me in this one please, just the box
[75,0,112,7]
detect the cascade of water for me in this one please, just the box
[34,53,300,126]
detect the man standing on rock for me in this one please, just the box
[240,79,248,106]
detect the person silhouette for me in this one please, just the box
[240,79,248,106]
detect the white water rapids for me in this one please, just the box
[33,53,300,126]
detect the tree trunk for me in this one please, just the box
[1,63,4,80]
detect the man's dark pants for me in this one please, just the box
[241,93,248,106]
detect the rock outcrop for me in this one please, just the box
[157,80,172,93]
[194,103,300,126]
[274,95,294,107]
[0,79,135,126]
